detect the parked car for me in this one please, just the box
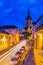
[21,46,25,49]
[20,48,24,53]
[15,51,22,57]
[10,55,20,65]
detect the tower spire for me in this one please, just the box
[28,9,30,17]
[26,9,31,20]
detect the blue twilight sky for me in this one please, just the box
[0,0,43,30]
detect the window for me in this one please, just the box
[6,36,8,39]
[30,27,31,29]
[0,35,3,39]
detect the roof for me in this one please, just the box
[0,25,17,29]
[36,14,43,22]
[36,24,43,31]
[33,14,43,25]
[0,30,10,34]
[32,22,37,25]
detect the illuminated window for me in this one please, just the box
[0,35,3,39]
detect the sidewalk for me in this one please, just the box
[0,46,13,56]
[20,48,36,65]
[25,48,36,65]
[34,48,43,65]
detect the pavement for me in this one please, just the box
[34,48,43,65]
[0,46,13,56]
[20,48,36,65]
[19,41,36,65]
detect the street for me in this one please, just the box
[0,40,43,65]
[0,40,27,64]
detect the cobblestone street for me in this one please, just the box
[20,48,36,65]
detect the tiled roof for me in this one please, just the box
[32,22,37,25]
[36,14,43,22]
[0,30,10,34]
[36,24,43,31]
[32,14,43,25]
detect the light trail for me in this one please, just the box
[0,40,27,62]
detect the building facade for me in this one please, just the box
[0,25,20,51]
[33,15,43,50]
[0,30,13,51]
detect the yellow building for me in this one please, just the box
[0,25,20,46]
[33,15,43,50]
[34,25,43,65]
[14,29,20,44]
[8,34,14,46]
[0,30,13,51]
[34,24,43,50]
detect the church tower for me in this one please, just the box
[26,10,32,40]
[22,10,32,39]
[26,10,32,30]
